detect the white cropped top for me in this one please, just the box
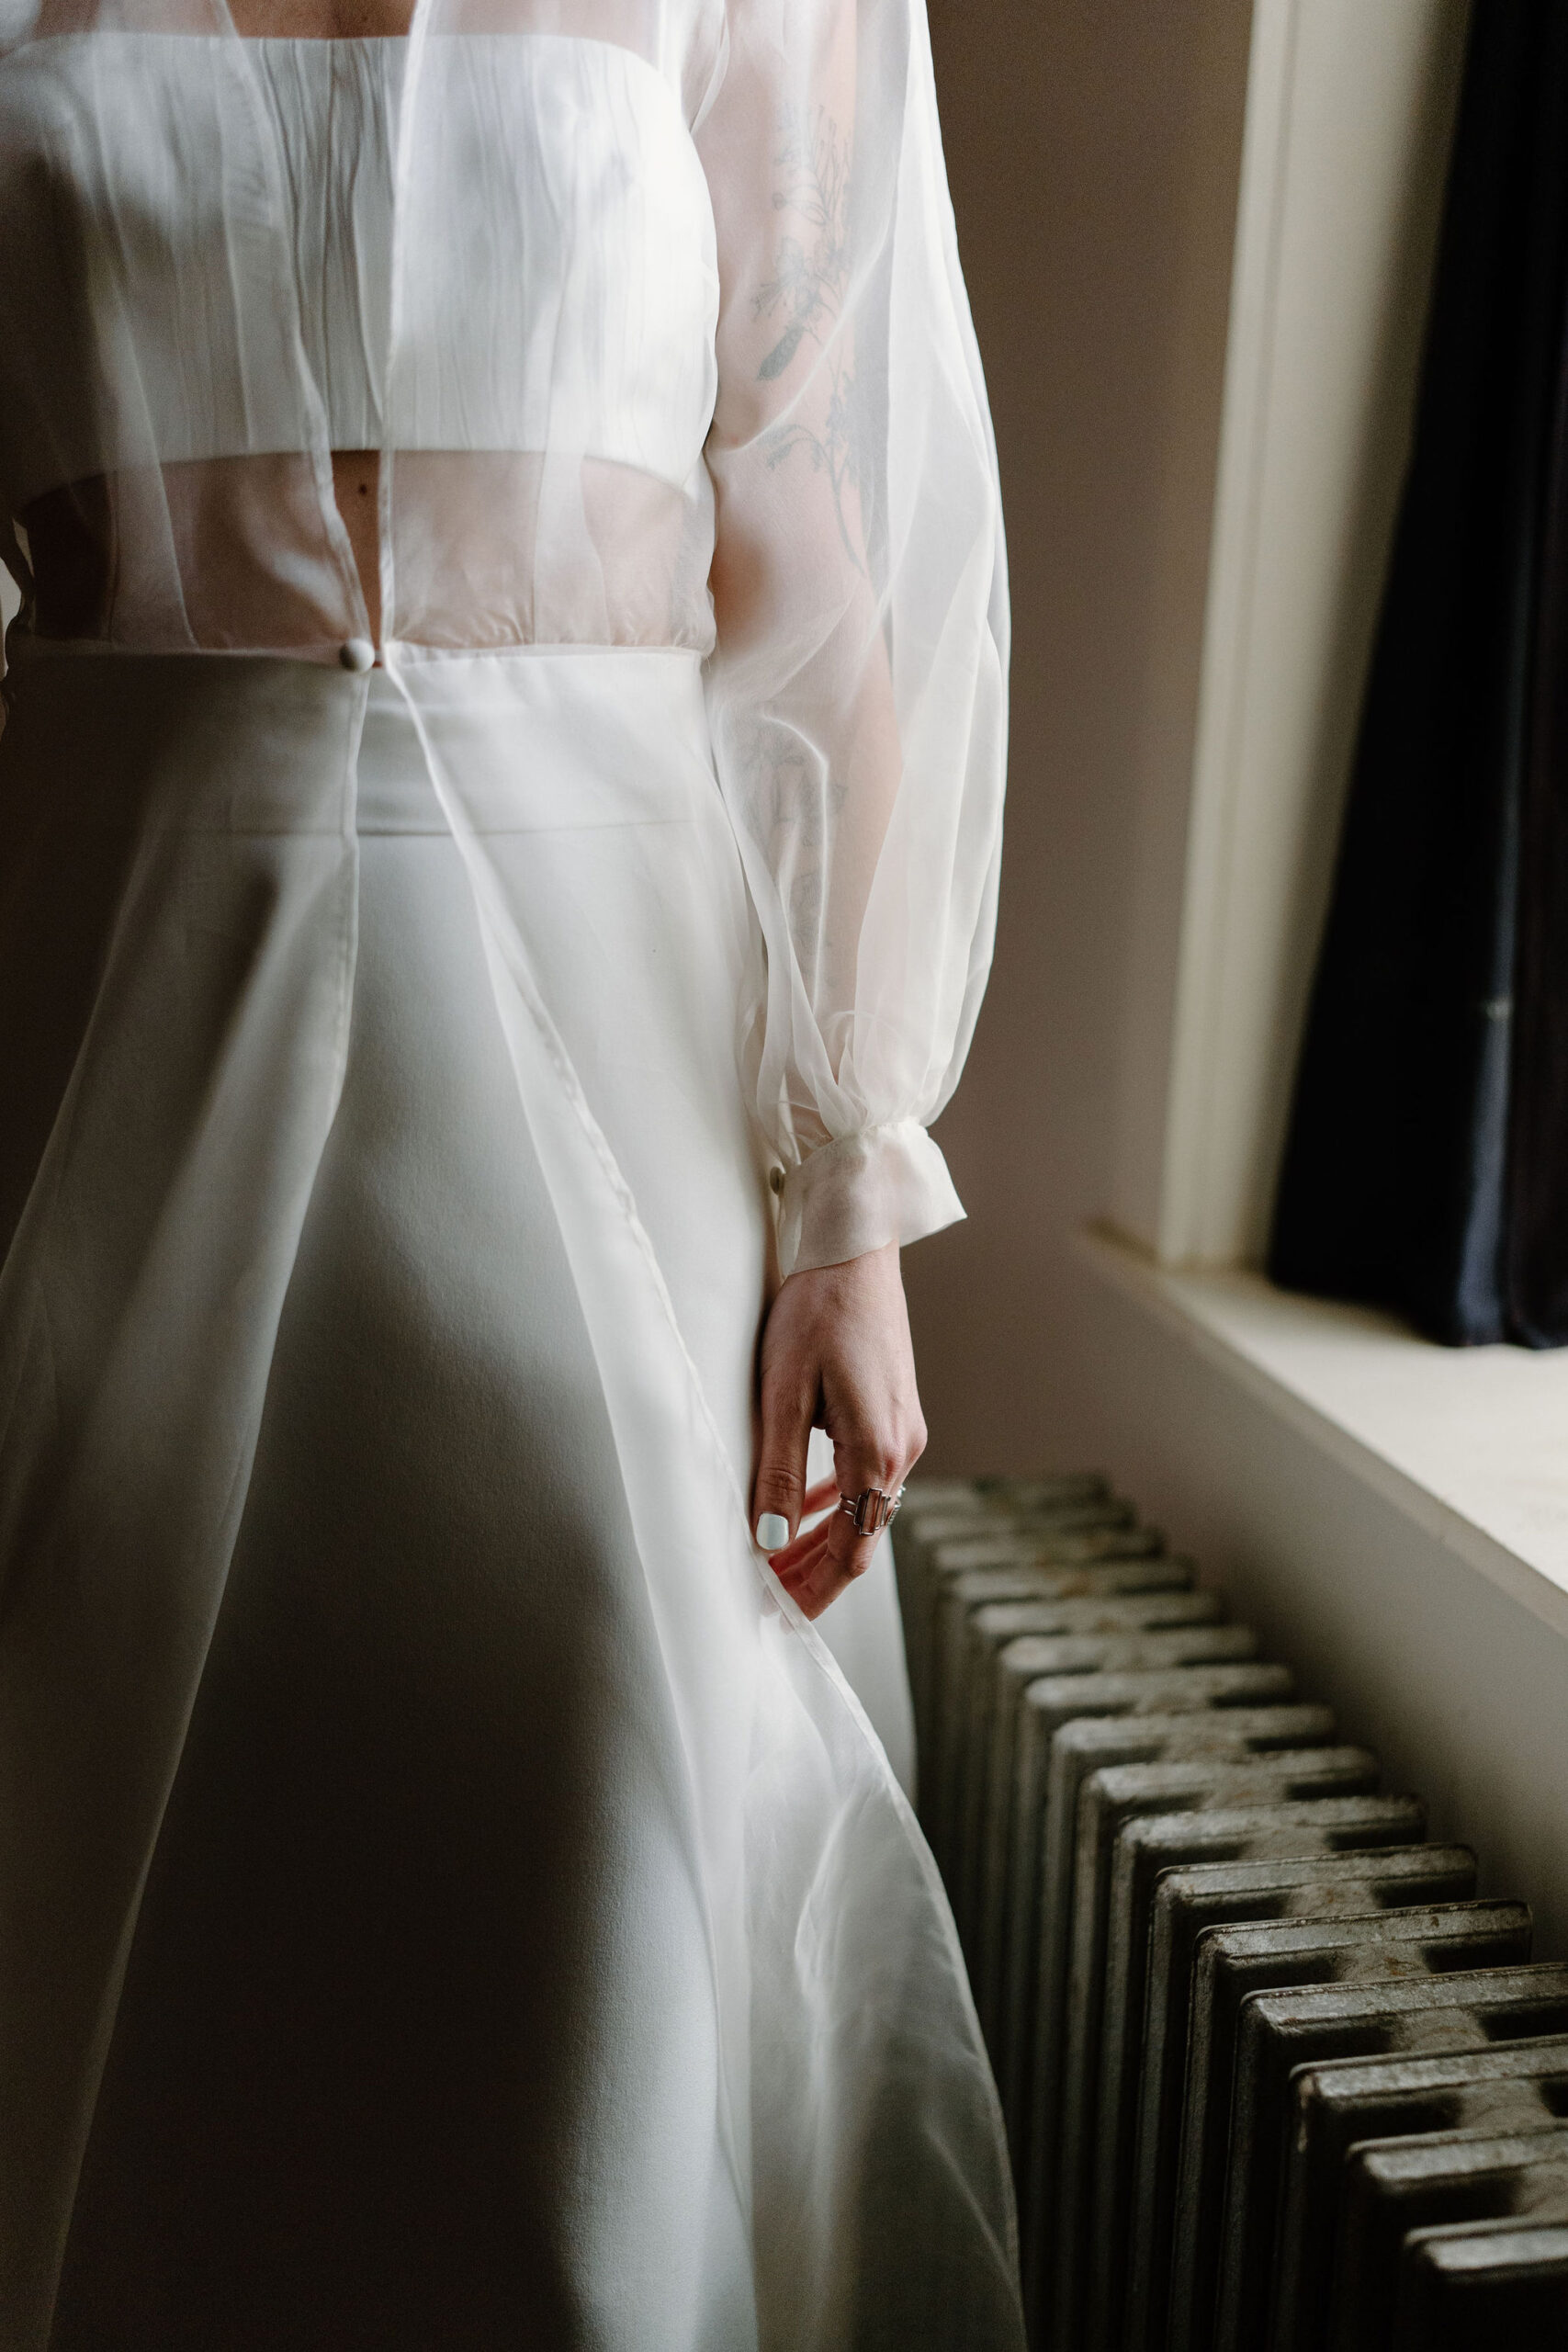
[253,39,402,453]
[0,33,716,489]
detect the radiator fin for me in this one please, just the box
[894,1475,1564,2352]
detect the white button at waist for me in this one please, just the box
[339,637,376,673]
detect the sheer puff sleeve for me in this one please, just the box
[695,0,1008,1279]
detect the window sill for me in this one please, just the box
[1076,1223,1568,1645]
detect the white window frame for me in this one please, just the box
[1109,0,1473,1267]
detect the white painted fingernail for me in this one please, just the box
[756,1512,790,1552]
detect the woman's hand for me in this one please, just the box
[750,1240,927,1620]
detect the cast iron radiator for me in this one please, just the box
[891,1476,1568,2351]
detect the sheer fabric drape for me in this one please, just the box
[0,0,1019,2341]
[695,0,1007,1272]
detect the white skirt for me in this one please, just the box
[0,647,1017,2350]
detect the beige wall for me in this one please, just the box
[910,0,1255,1470]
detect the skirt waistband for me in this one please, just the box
[355,672,446,836]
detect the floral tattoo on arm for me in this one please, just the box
[753,107,864,573]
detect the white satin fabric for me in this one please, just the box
[0,5,1017,2344]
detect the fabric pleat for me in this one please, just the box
[0,652,363,2342]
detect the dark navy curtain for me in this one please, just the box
[1269,0,1568,1345]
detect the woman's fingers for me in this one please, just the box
[763,1477,840,1573]
[772,1460,918,1621]
[771,1525,840,1618]
[750,1242,926,1616]
[770,1517,883,1620]
[801,1354,924,1613]
[750,1339,818,1555]
[803,1459,907,1614]
[785,1524,880,1618]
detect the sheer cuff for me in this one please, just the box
[775,1119,965,1278]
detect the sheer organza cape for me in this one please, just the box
[0,0,1018,2340]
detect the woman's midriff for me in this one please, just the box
[17,452,702,655]
[19,453,383,650]
[333,450,382,646]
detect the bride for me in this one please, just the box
[0,0,1017,2339]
